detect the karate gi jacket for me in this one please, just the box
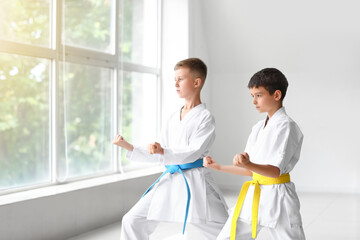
[238,107,304,228]
[127,103,229,224]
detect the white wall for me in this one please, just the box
[161,0,189,123]
[190,0,360,193]
[0,174,159,240]
[188,0,212,105]
[161,0,211,119]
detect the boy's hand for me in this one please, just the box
[233,152,250,168]
[148,142,164,154]
[113,134,133,151]
[203,156,221,171]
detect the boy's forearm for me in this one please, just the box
[123,142,134,151]
[244,162,280,178]
[219,165,253,176]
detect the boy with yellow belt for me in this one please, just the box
[204,68,306,239]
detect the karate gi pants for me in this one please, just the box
[120,188,225,240]
[216,208,306,240]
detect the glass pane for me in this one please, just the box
[63,0,115,53]
[121,0,159,67]
[58,62,113,180]
[119,71,158,170]
[0,0,51,47]
[0,53,50,191]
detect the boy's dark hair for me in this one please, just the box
[248,68,288,101]
[174,58,207,86]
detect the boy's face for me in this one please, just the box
[250,86,281,115]
[174,67,200,98]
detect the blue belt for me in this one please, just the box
[142,159,204,234]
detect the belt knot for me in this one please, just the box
[166,165,180,174]
[251,180,259,186]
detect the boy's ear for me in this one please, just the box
[274,90,282,101]
[194,78,202,88]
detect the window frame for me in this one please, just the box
[0,0,162,195]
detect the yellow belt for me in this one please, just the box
[230,173,290,239]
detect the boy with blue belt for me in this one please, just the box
[114,58,228,239]
[204,68,306,239]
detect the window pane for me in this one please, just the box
[121,0,159,67]
[58,62,113,180]
[120,72,158,170]
[0,0,51,47]
[64,0,115,53]
[0,53,50,191]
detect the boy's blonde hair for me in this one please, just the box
[174,58,207,87]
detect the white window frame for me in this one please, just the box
[0,0,162,196]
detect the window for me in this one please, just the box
[120,71,158,171]
[0,0,51,47]
[121,0,159,67]
[63,0,115,53]
[58,62,113,180]
[0,53,51,190]
[0,0,161,193]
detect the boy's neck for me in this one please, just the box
[267,104,283,119]
[183,95,202,110]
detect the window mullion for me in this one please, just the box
[121,61,160,75]
[60,46,117,68]
[52,0,63,184]
[0,40,56,60]
[157,0,163,138]
[113,0,121,173]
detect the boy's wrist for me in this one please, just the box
[125,143,134,151]
[238,161,251,171]
[244,161,253,170]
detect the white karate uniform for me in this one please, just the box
[217,107,306,240]
[121,103,229,240]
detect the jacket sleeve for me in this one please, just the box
[265,121,303,175]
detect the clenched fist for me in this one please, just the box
[147,142,164,154]
[233,152,250,168]
[113,134,133,151]
[203,156,221,171]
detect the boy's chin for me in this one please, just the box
[176,92,186,98]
